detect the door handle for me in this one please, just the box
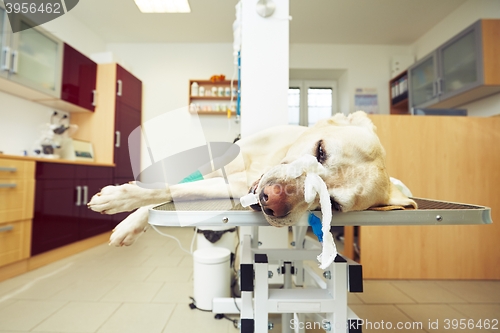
[0,225,13,233]
[0,183,16,188]
[0,166,17,172]
[76,186,82,206]
[92,90,97,107]
[10,50,18,74]
[438,78,444,95]
[1,47,10,71]
[82,185,88,205]
[117,79,123,96]
[115,131,121,148]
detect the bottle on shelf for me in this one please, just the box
[191,82,199,96]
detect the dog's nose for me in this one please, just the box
[260,184,290,218]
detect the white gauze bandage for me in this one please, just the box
[304,172,337,269]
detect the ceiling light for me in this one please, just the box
[134,0,191,13]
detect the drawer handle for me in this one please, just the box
[83,185,88,205]
[115,131,121,148]
[0,183,16,188]
[117,79,123,96]
[92,90,97,107]
[10,50,19,74]
[0,166,17,172]
[1,46,11,71]
[0,225,13,233]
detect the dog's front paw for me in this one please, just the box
[109,209,148,246]
[87,183,140,215]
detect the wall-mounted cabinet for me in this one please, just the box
[0,6,98,113]
[37,43,98,113]
[0,6,63,100]
[389,71,409,115]
[409,19,500,110]
[189,80,237,115]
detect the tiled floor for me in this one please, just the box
[0,227,499,333]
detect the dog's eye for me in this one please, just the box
[315,140,326,164]
[332,199,342,212]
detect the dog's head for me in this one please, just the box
[249,111,417,227]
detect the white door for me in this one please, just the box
[288,80,338,126]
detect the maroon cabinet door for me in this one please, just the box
[32,178,80,256]
[61,43,97,112]
[32,163,114,255]
[78,165,114,239]
[114,100,142,180]
[116,65,142,110]
[79,178,114,239]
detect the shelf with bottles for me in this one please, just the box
[189,80,238,99]
[189,79,239,115]
[189,100,237,115]
[389,70,409,115]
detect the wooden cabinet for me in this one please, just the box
[36,43,98,113]
[408,19,500,110]
[60,43,97,112]
[389,71,409,115]
[31,163,113,256]
[188,80,237,115]
[0,3,63,100]
[0,158,35,268]
[0,4,99,113]
[72,64,142,182]
[116,65,142,110]
[114,101,141,179]
[363,115,500,279]
[114,65,142,180]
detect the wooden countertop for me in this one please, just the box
[0,154,115,167]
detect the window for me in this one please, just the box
[288,80,337,126]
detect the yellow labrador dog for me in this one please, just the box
[88,111,416,246]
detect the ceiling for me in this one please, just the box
[70,0,468,45]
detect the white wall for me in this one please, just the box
[40,12,107,57]
[290,44,413,114]
[338,71,350,115]
[411,0,500,116]
[107,43,241,142]
[0,91,56,155]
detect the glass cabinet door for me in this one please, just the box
[0,5,8,79]
[9,15,62,97]
[439,27,480,97]
[409,53,438,108]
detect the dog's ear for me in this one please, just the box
[369,183,417,211]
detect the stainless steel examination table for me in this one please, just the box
[149,198,492,333]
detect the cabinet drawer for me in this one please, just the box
[0,158,35,180]
[0,220,31,267]
[0,179,35,223]
[36,163,76,180]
